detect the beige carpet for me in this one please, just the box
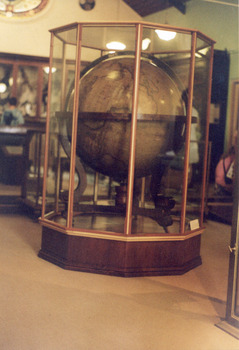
[0,213,238,350]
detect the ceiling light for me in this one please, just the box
[43,66,57,74]
[195,47,209,58]
[9,77,13,86]
[155,29,176,41]
[0,83,7,93]
[142,38,151,50]
[198,47,209,56]
[106,41,126,50]
[6,11,12,17]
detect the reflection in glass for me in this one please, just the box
[0,63,12,115]
[17,65,38,117]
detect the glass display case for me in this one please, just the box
[0,54,48,212]
[39,21,215,276]
[0,53,49,117]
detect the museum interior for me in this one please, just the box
[0,0,239,349]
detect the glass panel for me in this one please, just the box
[17,65,38,117]
[184,39,212,231]
[55,25,78,45]
[25,132,44,209]
[62,25,136,233]
[149,26,192,54]
[41,67,49,117]
[133,28,192,234]
[43,24,214,236]
[44,28,78,226]
[81,24,136,52]
[0,63,13,115]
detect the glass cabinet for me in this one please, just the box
[0,53,48,213]
[0,53,49,118]
[39,21,215,276]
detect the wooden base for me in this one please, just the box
[39,226,202,277]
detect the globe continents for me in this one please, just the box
[66,53,185,181]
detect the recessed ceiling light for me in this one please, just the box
[43,66,57,74]
[106,41,126,50]
[155,29,176,41]
[0,83,7,93]
[142,38,151,50]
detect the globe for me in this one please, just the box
[66,53,185,181]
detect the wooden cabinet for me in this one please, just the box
[0,52,49,118]
[0,53,48,214]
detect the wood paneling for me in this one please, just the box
[122,0,189,17]
[39,226,202,277]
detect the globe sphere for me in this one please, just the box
[66,53,185,181]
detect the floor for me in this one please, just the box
[0,212,238,350]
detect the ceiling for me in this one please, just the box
[122,0,190,17]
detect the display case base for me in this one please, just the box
[38,226,202,277]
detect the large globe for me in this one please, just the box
[66,53,185,181]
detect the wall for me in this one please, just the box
[146,0,238,67]
[0,0,141,57]
[0,0,237,147]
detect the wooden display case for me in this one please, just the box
[39,21,215,276]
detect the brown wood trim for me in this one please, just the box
[200,43,215,225]
[39,217,204,242]
[125,23,142,235]
[180,31,197,233]
[0,52,49,64]
[38,226,202,277]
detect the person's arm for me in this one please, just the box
[215,159,225,187]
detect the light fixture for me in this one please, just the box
[195,47,209,58]
[0,82,7,93]
[155,29,176,41]
[79,0,95,11]
[106,41,126,50]
[155,0,177,41]
[9,77,13,86]
[198,47,209,56]
[43,66,57,74]
[142,38,151,50]
[5,11,12,17]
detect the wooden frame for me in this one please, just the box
[39,21,215,276]
[0,52,49,118]
[228,80,239,149]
